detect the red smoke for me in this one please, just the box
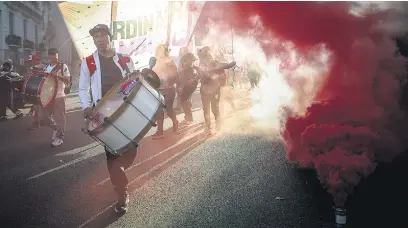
[198,2,408,206]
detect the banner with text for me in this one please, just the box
[58,1,205,69]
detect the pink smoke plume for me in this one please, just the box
[197,1,408,206]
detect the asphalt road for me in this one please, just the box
[103,110,408,228]
[0,88,251,228]
[1,88,408,228]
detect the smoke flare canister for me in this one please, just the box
[334,206,347,227]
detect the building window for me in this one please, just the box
[35,25,38,45]
[24,19,27,40]
[42,11,45,30]
[9,12,14,34]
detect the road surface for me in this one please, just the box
[1,88,408,228]
[103,111,408,228]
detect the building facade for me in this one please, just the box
[0,1,81,90]
[49,2,81,91]
[0,1,54,73]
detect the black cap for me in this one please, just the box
[89,24,112,38]
[48,48,58,55]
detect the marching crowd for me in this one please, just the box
[0,23,262,214]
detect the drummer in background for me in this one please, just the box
[78,24,136,214]
[25,55,52,130]
[40,48,71,147]
[0,59,24,121]
[26,54,41,116]
[151,44,179,139]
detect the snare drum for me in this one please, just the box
[22,71,58,108]
[84,70,165,155]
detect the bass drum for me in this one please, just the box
[22,71,58,108]
[84,70,165,155]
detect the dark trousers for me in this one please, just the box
[106,148,138,199]
[0,80,8,116]
[200,88,221,130]
[157,87,178,132]
[0,80,19,116]
[180,81,198,121]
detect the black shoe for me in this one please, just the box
[0,116,7,121]
[13,112,23,119]
[114,195,129,214]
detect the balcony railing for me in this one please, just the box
[5,34,22,47]
[24,39,35,50]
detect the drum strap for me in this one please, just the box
[85,54,130,107]
[86,54,131,77]
[117,54,131,75]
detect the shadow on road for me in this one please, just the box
[0,110,95,172]
[168,134,408,228]
[71,124,211,228]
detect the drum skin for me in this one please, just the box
[23,72,57,107]
[141,68,161,89]
[87,71,165,155]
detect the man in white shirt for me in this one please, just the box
[43,48,71,147]
[79,24,136,214]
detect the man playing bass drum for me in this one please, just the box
[78,24,136,214]
[40,48,71,147]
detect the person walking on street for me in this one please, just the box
[177,52,199,125]
[247,61,261,90]
[151,44,179,139]
[214,50,236,118]
[78,24,137,214]
[27,55,50,130]
[42,48,71,147]
[0,59,24,121]
[197,46,236,135]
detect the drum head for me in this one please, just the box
[40,75,57,107]
[88,72,141,131]
[141,68,161,89]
